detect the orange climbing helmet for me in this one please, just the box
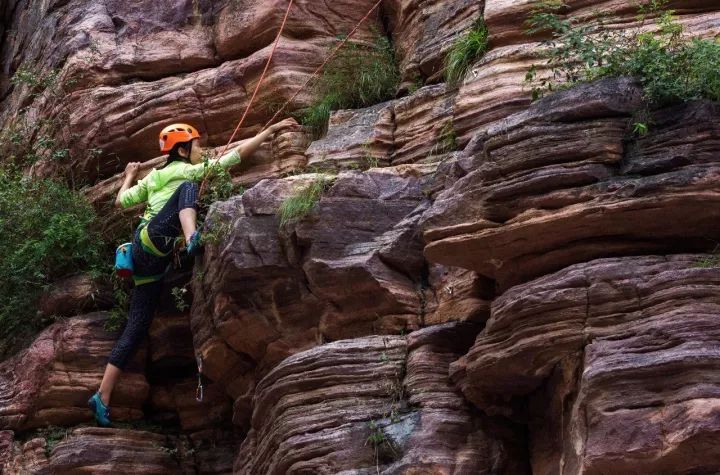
[158,123,201,153]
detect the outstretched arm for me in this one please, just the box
[114,162,141,208]
[211,118,298,168]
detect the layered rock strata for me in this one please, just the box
[235,325,528,474]
[451,255,720,475]
[190,163,494,426]
[423,77,720,290]
[0,313,148,431]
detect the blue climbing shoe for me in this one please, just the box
[186,230,202,256]
[87,392,111,427]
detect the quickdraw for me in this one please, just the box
[195,354,204,402]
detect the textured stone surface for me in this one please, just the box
[235,326,528,474]
[3,427,189,474]
[0,0,382,184]
[385,0,484,85]
[451,255,720,474]
[423,77,720,290]
[0,314,148,430]
[451,3,720,144]
[191,167,456,427]
[485,0,720,48]
[306,101,395,171]
[307,84,457,170]
[36,274,113,319]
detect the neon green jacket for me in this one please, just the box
[119,149,241,222]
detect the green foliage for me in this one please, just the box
[0,169,105,356]
[633,122,649,136]
[0,115,72,167]
[171,286,190,312]
[301,34,400,138]
[278,176,333,225]
[36,425,68,456]
[694,247,720,268]
[525,0,720,105]
[444,17,489,87]
[105,271,130,332]
[436,121,458,154]
[10,67,61,96]
[198,151,244,209]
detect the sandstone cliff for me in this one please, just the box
[2,0,720,474]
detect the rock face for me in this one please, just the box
[0,0,384,183]
[423,77,720,290]
[4,427,190,474]
[451,255,720,474]
[235,325,528,474]
[0,313,148,431]
[5,0,720,474]
[191,168,432,427]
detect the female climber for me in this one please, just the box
[88,118,295,426]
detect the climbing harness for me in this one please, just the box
[199,0,384,198]
[195,354,204,402]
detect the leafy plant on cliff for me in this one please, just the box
[197,150,245,210]
[444,17,490,87]
[301,34,400,138]
[278,175,334,225]
[0,169,105,356]
[37,425,69,456]
[2,63,102,180]
[525,0,720,105]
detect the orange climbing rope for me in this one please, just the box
[194,0,384,401]
[261,0,384,129]
[199,0,384,197]
[199,0,295,198]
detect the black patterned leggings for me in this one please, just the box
[108,181,198,369]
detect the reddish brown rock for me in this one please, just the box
[392,84,456,165]
[485,0,720,49]
[452,4,720,144]
[385,0,483,85]
[0,430,12,473]
[37,274,113,319]
[1,0,383,184]
[0,314,148,430]
[451,255,720,474]
[191,167,439,427]
[235,326,527,474]
[423,77,720,290]
[4,427,190,474]
[424,265,493,325]
[306,101,395,170]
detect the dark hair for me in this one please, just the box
[162,141,193,168]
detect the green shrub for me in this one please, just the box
[444,17,490,87]
[278,176,333,225]
[301,34,400,138]
[0,169,106,356]
[198,156,244,209]
[525,0,720,105]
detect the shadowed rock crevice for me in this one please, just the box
[235,324,529,474]
[451,255,720,474]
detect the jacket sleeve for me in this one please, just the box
[119,175,149,208]
[182,149,242,182]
